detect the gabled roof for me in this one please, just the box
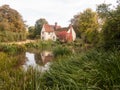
[43,24,61,32]
[44,24,54,32]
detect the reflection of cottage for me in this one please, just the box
[41,23,76,42]
[41,51,53,65]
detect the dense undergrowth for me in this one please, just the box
[40,48,120,90]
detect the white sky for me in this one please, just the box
[0,0,117,27]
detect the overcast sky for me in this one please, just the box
[0,0,117,27]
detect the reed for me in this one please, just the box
[0,44,26,54]
[0,31,27,42]
[40,48,120,90]
[53,45,72,57]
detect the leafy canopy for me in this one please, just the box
[34,18,48,37]
[71,8,99,44]
[0,5,26,32]
[97,0,120,48]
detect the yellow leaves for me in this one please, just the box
[0,5,25,32]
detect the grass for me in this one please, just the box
[53,45,73,57]
[0,31,27,42]
[25,40,55,51]
[0,44,26,55]
[40,48,120,90]
[0,52,42,90]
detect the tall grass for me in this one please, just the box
[25,40,55,50]
[53,45,72,57]
[40,48,120,90]
[0,31,27,42]
[0,52,43,90]
[0,44,26,54]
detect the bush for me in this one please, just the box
[0,44,26,54]
[53,45,72,57]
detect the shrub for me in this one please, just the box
[53,45,72,57]
[0,44,26,54]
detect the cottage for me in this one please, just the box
[41,23,76,42]
[41,24,57,41]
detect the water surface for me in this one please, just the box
[22,51,53,72]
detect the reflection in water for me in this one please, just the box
[23,51,53,72]
[41,51,53,64]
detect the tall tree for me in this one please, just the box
[97,0,120,48]
[0,5,25,32]
[71,8,99,44]
[34,18,48,37]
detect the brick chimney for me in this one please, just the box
[54,22,57,30]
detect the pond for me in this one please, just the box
[20,50,54,72]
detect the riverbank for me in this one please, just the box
[1,39,37,45]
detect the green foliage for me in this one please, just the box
[53,45,73,57]
[41,48,120,90]
[97,1,120,49]
[28,26,35,39]
[71,8,99,45]
[25,40,54,50]
[96,3,111,19]
[34,18,48,38]
[0,31,26,42]
[0,52,40,90]
[0,52,23,90]
[0,44,26,54]
[0,52,17,72]
[0,42,120,90]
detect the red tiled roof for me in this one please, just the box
[44,24,61,32]
[44,24,54,32]
[57,31,67,42]
[55,28,68,36]
[57,31,67,38]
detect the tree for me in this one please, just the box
[0,5,26,32]
[34,18,48,37]
[28,26,35,39]
[71,8,99,45]
[96,3,111,19]
[0,5,26,42]
[97,0,120,48]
